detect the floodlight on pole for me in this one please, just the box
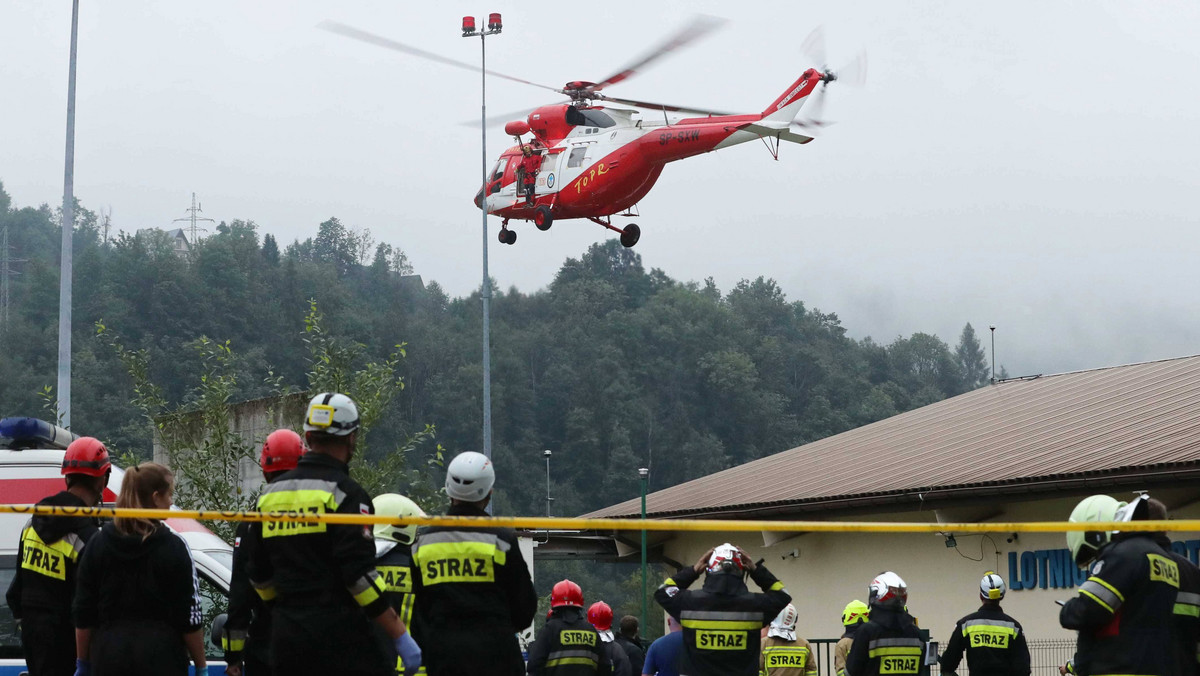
[462,13,502,468]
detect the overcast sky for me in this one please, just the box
[3,1,1198,377]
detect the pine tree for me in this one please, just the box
[955,323,990,389]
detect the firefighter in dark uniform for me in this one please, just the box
[835,600,869,676]
[5,437,109,676]
[245,393,421,676]
[372,493,428,675]
[653,542,792,676]
[222,428,305,676]
[526,580,612,675]
[845,572,926,676]
[1060,494,1180,676]
[410,451,538,676]
[939,572,1030,676]
[1146,497,1200,676]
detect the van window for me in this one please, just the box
[198,572,228,660]
[567,147,587,169]
[0,557,20,658]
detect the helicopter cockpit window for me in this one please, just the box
[567,147,588,169]
[491,159,506,181]
[578,110,616,128]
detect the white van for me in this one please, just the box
[0,418,232,676]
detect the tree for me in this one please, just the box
[955,323,990,389]
[261,233,280,265]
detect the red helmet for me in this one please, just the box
[261,429,304,473]
[61,437,111,477]
[551,579,584,609]
[587,601,613,631]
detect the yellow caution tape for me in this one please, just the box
[0,503,1196,534]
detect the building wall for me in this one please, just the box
[654,490,1200,644]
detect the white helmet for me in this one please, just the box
[706,543,746,575]
[304,392,360,437]
[768,603,798,641]
[868,571,908,610]
[1066,495,1124,566]
[445,451,495,502]
[373,493,426,545]
[979,571,1006,601]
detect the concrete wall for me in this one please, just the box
[652,489,1200,644]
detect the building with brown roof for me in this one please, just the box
[573,355,1200,645]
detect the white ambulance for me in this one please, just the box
[0,418,232,676]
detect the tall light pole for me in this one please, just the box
[57,0,81,428]
[639,467,649,635]
[462,13,502,461]
[989,325,997,384]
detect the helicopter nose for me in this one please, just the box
[474,187,485,210]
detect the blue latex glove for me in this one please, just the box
[74,658,91,676]
[395,632,422,674]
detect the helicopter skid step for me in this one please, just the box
[587,216,625,235]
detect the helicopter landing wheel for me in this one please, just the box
[498,228,517,245]
[534,206,554,231]
[619,223,641,248]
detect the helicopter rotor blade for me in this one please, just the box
[592,14,727,91]
[792,85,831,132]
[318,20,563,94]
[835,51,869,88]
[800,26,827,69]
[599,94,736,118]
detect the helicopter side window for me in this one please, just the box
[578,110,615,128]
[492,159,506,181]
[567,147,588,169]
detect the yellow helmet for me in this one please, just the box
[372,493,426,545]
[842,599,869,626]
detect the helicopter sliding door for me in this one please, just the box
[535,148,566,196]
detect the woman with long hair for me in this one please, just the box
[72,462,207,676]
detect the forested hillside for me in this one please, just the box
[0,180,991,519]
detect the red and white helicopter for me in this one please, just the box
[321,18,863,247]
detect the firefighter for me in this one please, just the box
[222,429,305,676]
[760,603,817,676]
[4,437,108,676]
[372,493,428,676]
[526,581,611,675]
[245,393,420,676]
[845,572,925,676]
[410,451,537,676]
[834,601,869,676]
[938,573,1030,676]
[519,144,542,204]
[653,542,792,676]
[1059,494,1180,676]
[1145,497,1200,676]
[588,601,631,676]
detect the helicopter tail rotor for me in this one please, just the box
[793,26,867,133]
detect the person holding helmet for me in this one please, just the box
[653,542,791,676]
[845,572,925,676]
[410,451,537,676]
[5,437,109,676]
[1059,494,1181,676]
[938,572,1030,676]
[372,493,428,676]
[588,601,632,676]
[760,603,817,676]
[222,429,305,676]
[526,581,612,675]
[834,601,869,676]
[245,393,421,676]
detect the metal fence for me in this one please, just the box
[808,638,1075,676]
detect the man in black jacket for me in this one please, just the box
[653,542,791,676]
[614,616,645,675]
[222,429,305,676]
[410,451,538,676]
[846,572,925,676]
[246,393,420,676]
[526,581,612,675]
[5,436,108,676]
[1145,498,1200,676]
[1060,494,1180,676]
[939,572,1030,676]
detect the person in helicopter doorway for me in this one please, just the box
[519,144,542,205]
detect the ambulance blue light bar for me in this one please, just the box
[0,417,78,450]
